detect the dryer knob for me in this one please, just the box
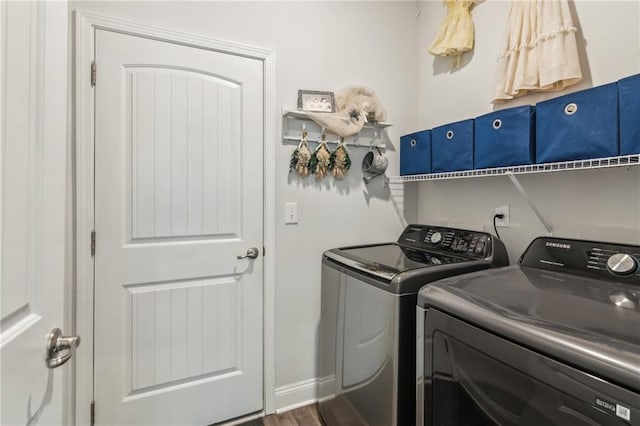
[606,253,637,276]
[430,232,443,244]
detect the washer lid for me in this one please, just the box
[325,243,468,281]
[419,265,640,393]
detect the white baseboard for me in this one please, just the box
[317,375,336,404]
[220,411,264,426]
[275,378,319,413]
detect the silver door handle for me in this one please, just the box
[46,328,81,369]
[237,247,259,259]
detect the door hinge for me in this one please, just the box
[263,246,266,256]
[90,400,95,426]
[91,61,96,87]
[91,230,96,256]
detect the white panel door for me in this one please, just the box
[93,29,264,425]
[0,1,70,425]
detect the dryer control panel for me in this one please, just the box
[520,237,640,284]
[398,225,494,259]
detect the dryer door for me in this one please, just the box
[423,310,640,425]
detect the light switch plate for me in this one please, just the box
[285,202,298,224]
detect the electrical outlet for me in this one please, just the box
[495,205,510,227]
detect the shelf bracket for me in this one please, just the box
[386,178,409,228]
[506,173,552,235]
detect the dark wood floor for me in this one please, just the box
[239,404,324,426]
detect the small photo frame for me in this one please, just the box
[298,90,335,113]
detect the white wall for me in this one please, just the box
[69,0,420,408]
[68,0,640,414]
[417,0,640,262]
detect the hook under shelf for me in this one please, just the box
[282,135,386,149]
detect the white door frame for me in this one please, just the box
[74,11,277,425]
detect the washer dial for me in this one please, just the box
[430,232,443,244]
[606,253,637,276]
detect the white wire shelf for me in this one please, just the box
[389,154,640,183]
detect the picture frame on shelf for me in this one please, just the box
[297,90,335,113]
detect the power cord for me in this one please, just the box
[493,213,504,240]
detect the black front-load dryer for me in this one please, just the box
[417,236,640,425]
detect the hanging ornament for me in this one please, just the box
[329,138,351,179]
[289,130,312,177]
[311,136,331,180]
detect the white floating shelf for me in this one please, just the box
[282,108,392,148]
[282,108,392,128]
[389,154,640,183]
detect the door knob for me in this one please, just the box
[237,247,260,259]
[46,328,81,369]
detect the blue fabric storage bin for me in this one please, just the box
[400,130,431,175]
[618,74,640,155]
[432,119,474,172]
[536,83,619,163]
[474,106,535,168]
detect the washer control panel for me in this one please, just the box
[398,225,493,258]
[520,237,640,284]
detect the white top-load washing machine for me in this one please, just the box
[318,224,508,426]
[417,236,640,425]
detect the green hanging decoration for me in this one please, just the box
[290,131,311,177]
[289,149,299,172]
[329,138,351,179]
[312,136,331,180]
